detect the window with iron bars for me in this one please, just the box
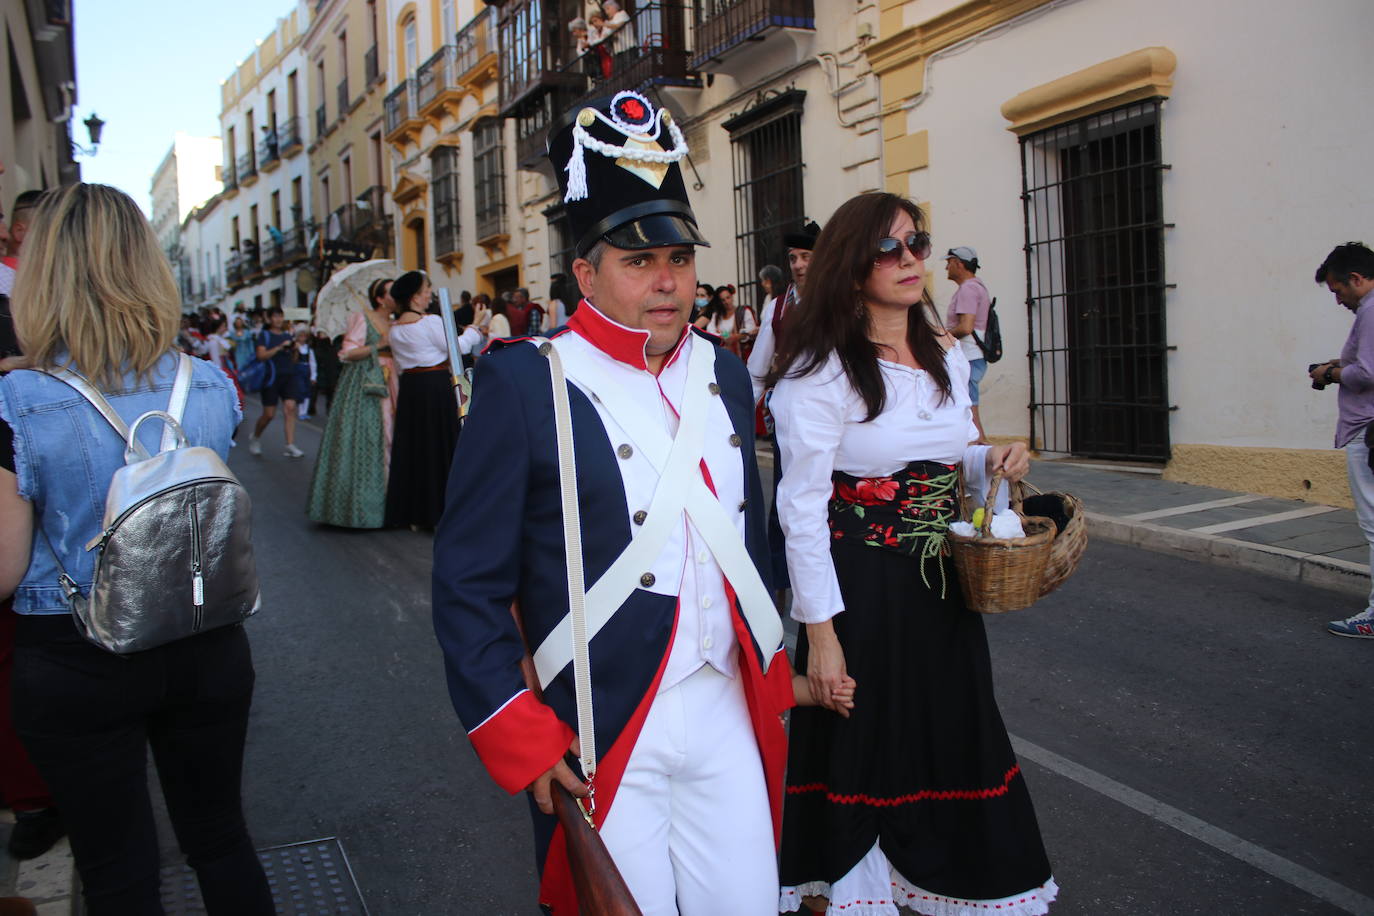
[431,145,461,257]
[543,202,576,288]
[474,120,507,240]
[723,90,805,315]
[1020,98,1170,462]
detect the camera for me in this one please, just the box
[1310,363,1329,391]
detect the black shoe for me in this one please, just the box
[7,808,65,860]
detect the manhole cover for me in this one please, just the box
[159,837,367,915]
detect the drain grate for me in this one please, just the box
[159,837,368,915]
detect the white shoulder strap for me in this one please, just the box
[532,336,597,786]
[161,354,193,452]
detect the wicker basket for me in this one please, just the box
[1018,482,1087,597]
[949,475,1057,614]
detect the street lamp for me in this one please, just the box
[71,112,105,156]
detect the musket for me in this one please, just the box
[435,288,472,414]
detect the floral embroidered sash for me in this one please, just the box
[828,460,960,594]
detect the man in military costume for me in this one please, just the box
[432,91,792,914]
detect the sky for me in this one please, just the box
[73,0,304,216]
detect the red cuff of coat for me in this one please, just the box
[468,690,576,794]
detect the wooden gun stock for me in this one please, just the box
[551,783,641,916]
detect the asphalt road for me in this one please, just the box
[199,414,1372,915]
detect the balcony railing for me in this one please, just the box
[455,7,496,78]
[225,256,243,288]
[257,131,280,169]
[279,116,303,155]
[329,202,355,240]
[353,186,387,236]
[365,43,380,85]
[384,79,421,141]
[283,226,308,262]
[315,104,327,138]
[222,161,238,192]
[337,78,350,116]
[691,0,814,68]
[236,152,257,184]
[504,2,698,165]
[242,243,262,277]
[417,46,457,114]
[261,237,284,271]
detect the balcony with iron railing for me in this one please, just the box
[501,2,699,167]
[261,237,284,271]
[365,43,380,86]
[337,78,351,118]
[454,7,498,83]
[690,0,814,68]
[237,151,258,186]
[241,242,263,278]
[353,186,388,238]
[384,79,424,146]
[279,116,303,156]
[282,226,308,262]
[222,161,238,194]
[417,45,462,121]
[225,255,244,289]
[258,131,281,172]
[315,104,328,139]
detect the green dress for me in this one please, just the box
[307,317,389,528]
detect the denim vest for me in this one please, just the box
[0,351,241,614]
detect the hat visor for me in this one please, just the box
[602,214,711,251]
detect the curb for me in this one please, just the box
[1087,512,1369,598]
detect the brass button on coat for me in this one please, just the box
[617,444,634,460]
[640,572,656,588]
[708,382,721,395]
[728,434,742,447]
[632,510,647,525]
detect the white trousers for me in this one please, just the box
[599,664,777,915]
[1346,437,1374,613]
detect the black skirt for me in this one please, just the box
[384,368,458,528]
[780,535,1053,908]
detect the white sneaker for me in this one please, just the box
[283,444,304,459]
[248,436,262,456]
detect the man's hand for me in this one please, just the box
[1310,362,1335,383]
[528,738,588,815]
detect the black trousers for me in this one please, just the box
[10,614,273,916]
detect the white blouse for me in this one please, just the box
[771,346,991,624]
[388,314,482,370]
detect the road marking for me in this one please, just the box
[1011,735,1374,915]
[1124,494,1265,521]
[1190,505,1339,535]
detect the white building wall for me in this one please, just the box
[898,0,1374,452]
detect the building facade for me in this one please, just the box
[0,0,80,212]
[866,0,1372,504]
[151,133,223,308]
[305,0,396,283]
[215,2,315,318]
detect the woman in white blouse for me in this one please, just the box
[769,193,1056,916]
[383,271,486,529]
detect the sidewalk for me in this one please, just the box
[1027,459,1369,599]
[0,811,76,915]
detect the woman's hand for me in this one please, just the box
[472,305,490,329]
[987,441,1031,482]
[805,621,853,718]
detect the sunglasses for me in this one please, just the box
[873,232,932,268]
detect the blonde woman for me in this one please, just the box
[0,185,273,915]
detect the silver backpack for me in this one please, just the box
[39,354,261,653]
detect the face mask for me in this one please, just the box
[694,297,708,308]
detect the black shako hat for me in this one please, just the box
[783,219,821,251]
[547,90,709,258]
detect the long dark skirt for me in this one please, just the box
[384,369,458,528]
[780,540,1053,908]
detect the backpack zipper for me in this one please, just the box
[189,497,205,631]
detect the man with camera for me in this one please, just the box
[1310,242,1374,638]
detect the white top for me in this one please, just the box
[747,295,779,403]
[700,306,757,340]
[206,333,233,371]
[0,262,14,296]
[771,347,990,624]
[388,314,482,370]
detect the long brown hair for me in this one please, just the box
[767,192,951,420]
